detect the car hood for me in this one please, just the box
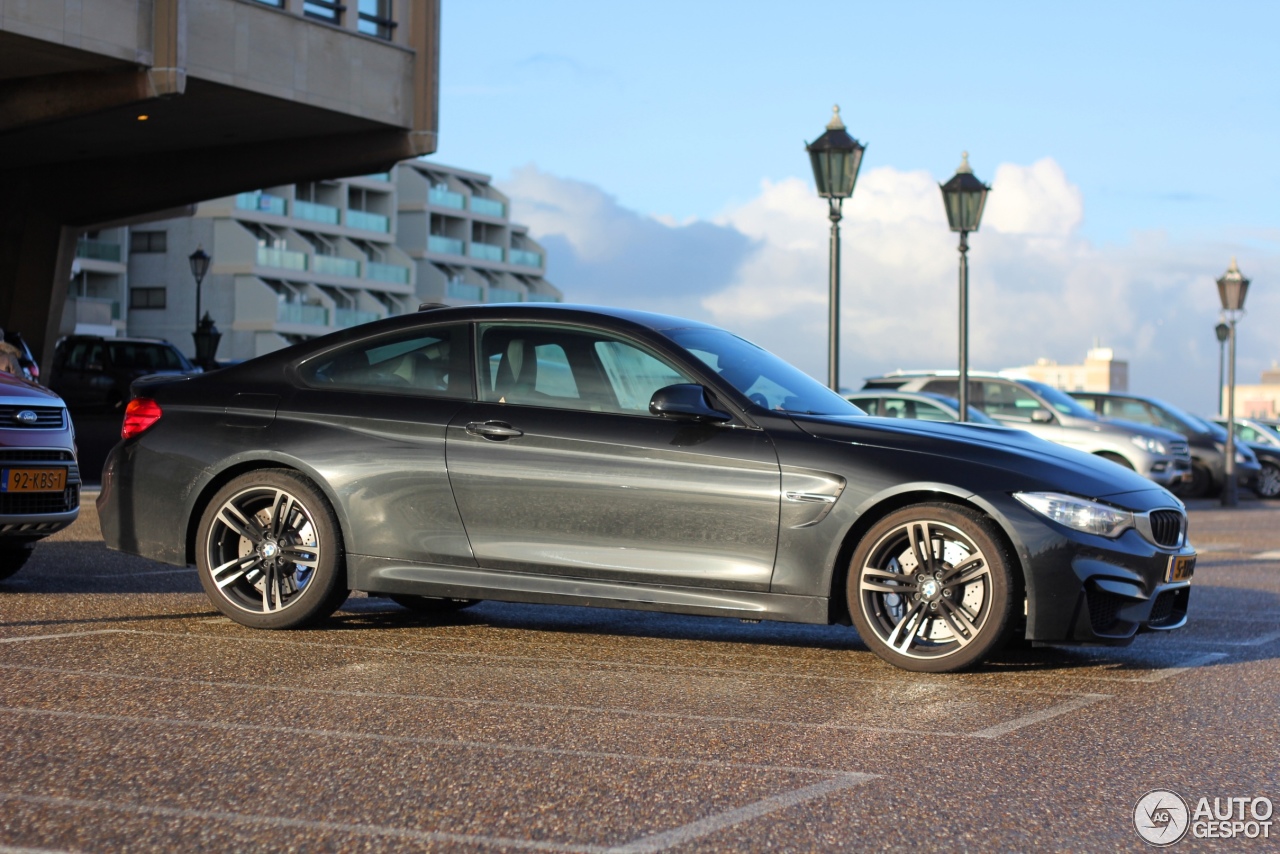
[0,371,64,404]
[790,413,1167,500]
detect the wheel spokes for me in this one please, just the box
[212,553,261,590]
[860,566,919,595]
[886,598,929,653]
[907,522,935,573]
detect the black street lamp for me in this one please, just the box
[939,153,990,422]
[1215,320,1230,416]
[1216,258,1250,507]
[188,246,220,370]
[806,105,865,392]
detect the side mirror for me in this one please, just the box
[1031,409,1054,423]
[649,384,731,423]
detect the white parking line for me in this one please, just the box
[1072,652,1229,682]
[966,694,1110,739]
[0,630,121,645]
[605,774,875,854]
[0,791,602,853]
[92,568,196,578]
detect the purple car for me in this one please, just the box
[0,372,81,579]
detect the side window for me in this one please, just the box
[913,400,953,422]
[1074,396,1099,414]
[478,323,691,414]
[302,324,469,397]
[64,343,87,370]
[979,381,1048,421]
[878,398,911,419]
[1107,399,1158,427]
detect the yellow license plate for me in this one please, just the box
[3,468,67,493]
[1167,554,1195,583]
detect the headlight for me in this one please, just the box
[1014,492,1134,538]
[1129,434,1168,455]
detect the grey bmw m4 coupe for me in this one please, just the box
[99,304,1195,672]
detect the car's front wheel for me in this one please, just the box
[1254,462,1280,499]
[848,504,1015,673]
[196,470,348,629]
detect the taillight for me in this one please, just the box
[122,398,163,439]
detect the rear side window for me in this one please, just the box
[302,324,471,398]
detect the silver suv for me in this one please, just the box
[862,371,1192,488]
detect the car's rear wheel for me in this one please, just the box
[1254,462,1280,499]
[0,544,34,581]
[848,504,1015,673]
[389,594,480,613]
[196,470,348,629]
[1096,451,1135,470]
[1179,462,1214,498]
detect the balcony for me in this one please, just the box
[470,197,505,218]
[509,248,543,269]
[278,303,329,326]
[428,235,464,256]
[446,279,483,302]
[428,186,466,210]
[313,255,360,277]
[488,287,523,303]
[469,242,504,263]
[363,172,391,182]
[335,308,382,328]
[236,191,287,216]
[257,246,308,271]
[366,262,410,284]
[347,209,390,232]
[75,239,122,262]
[72,296,121,323]
[294,200,341,225]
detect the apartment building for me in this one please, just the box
[1003,347,1129,392]
[92,160,558,362]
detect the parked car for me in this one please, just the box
[3,331,39,382]
[1069,391,1262,498]
[861,371,1192,488]
[0,372,81,579]
[98,305,1195,673]
[1212,417,1280,499]
[48,335,199,411]
[844,390,1000,425]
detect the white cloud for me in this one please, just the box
[501,161,1279,415]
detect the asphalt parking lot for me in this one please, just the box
[1,492,1277,852]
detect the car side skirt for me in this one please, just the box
[350,555,830,624]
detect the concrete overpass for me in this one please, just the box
[0,0,440,370]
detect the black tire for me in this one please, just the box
[1096,452,1135,470]
[1254,462,1280,499]
[195,469,348,629]
[1180,463,1213,498]
[847,504,1015,673]
[0,545,34,581]
[389,594,480,613]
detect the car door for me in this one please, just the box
[286,322,477,566]
[446,322,781,591]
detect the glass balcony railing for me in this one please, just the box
[313,255,360,277]
[294,200,340,225]
[277,303,329,326]
[446,279,483,302]
[469,242,504,263]
[236,191,287,215]
[366,262,410,284]
[428,186,466,210]
[428,235,464,256]
[509,248,543,269]
[470,197,505,218]
[75,239,122,262]
[72,296,121,322]
[526,293,561,303]
[346,209,390,232]
[363,172,391,182]
[488,287,524,303]
[335,308,382,328]
[257,246,308,271]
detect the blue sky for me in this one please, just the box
[429,1,1280,414]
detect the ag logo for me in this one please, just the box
[1134,789,1190,846]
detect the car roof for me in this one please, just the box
[412,302,723,333]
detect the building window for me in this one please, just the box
[358,0,396,39]
[129,231,167,254]
[129,287,167,309]
[303,0,343,25]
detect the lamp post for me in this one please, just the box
[806,105,865,392]
[1216,258,1250,507]
[939,153,990,421]
[188,246,220,370]
[1215,320,1230,416]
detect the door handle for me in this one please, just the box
[465,421,524,440]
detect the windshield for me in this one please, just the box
[664,328,860,416]
[1155,401,1213,434]
[1020,379,1098,418]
